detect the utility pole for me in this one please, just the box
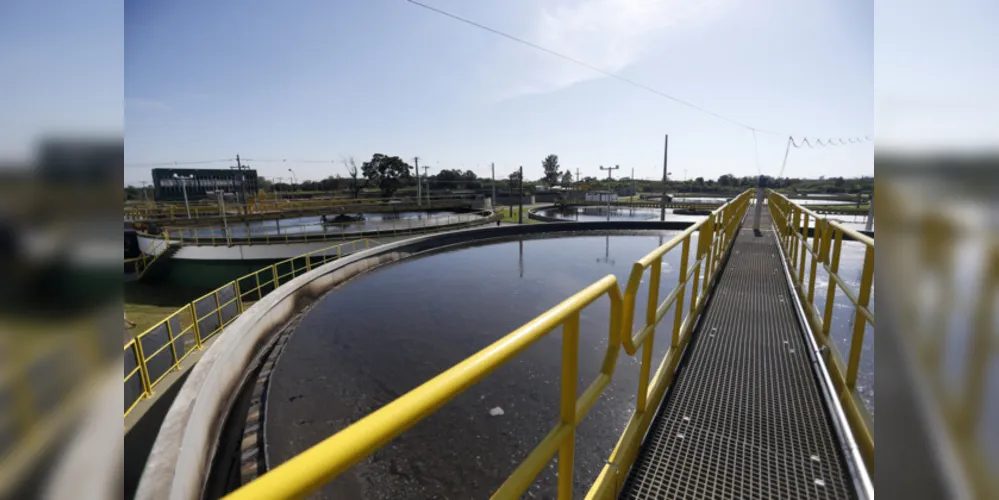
[230,154,251,215]
[491,162,497,212]
[287,168,298,197]
[414,157,421,207]
[599,164,619,221]
[421,165,430,206]
[216,190,231,245]
[660,134,669,222]
[575,168,581,201]
[631,167,636,208]
[518,165,524,224]
[173,173,193,219]
[139,181,150,205]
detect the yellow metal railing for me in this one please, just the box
[153,211,494,247]
[588,190,750,499]
[877,183,997,499]
[125,194,477,221]
[766,190,874,470]
[124,238,379,419]
[124,238,172,279]
[225,190,754,500]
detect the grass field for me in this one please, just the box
[495,205,544,224]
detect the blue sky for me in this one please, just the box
[121,0,875,186]
[111,1,877,184]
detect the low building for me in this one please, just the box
[585,190,618,202]
[152,168,258,202]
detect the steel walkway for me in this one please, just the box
[621,211,855,499]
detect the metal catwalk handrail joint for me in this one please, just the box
[765,190,875,470]
[135,211,496,247]
[123,238,378,419]
[224,190,754,500]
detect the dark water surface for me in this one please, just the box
[535,206,705,223]
[266,231,872,498]
[174,210,473,238]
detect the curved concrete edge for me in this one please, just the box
[134,221,696,500]
[526,205,566,222]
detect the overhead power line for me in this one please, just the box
[790,136,872,149]
[777,135,872,180]
[125,158,234,168]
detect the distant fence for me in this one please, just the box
[124,239,378,418]
[134,211,500,248]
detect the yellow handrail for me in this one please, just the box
[227,275,623,500]
[225,189,755,499]
[125,238,172,279]
[145,210,497,247]
[765,190,874,469]
[124,238,380,419]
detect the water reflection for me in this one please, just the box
[536,206,705,223]
[172,210,474,239]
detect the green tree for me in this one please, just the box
[560,170,573,186]
[542,154,561,186]
[361,154,412,197]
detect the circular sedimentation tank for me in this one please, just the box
[247,229,873,498]
[133,221,871,499]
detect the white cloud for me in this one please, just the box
[487,0,727,100]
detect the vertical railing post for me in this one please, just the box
[235,280,245,314]
[636,259,661,413]
[845,245,874,387]
[673,236,691,348]
[272,265,280,287]
[807,219,823,304]
[255,271,263,300]
[558,312,580,500]
[214,290,224,335]
[798,212,809,280]
[703,215,717,289]
[690,228,705,315]
[190,304,203,349]
[821,230,843,337]
[134,339,153,397]
[790,209,801,266]
[165,316,180,370]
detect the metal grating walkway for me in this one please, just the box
[620,212,855,499]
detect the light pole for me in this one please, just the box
[216,190,232,245]
[421,165,431,206]
[173,173,193,219]
[414,157,421,207]
[599,164,620,221]
[288,168,298,195]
